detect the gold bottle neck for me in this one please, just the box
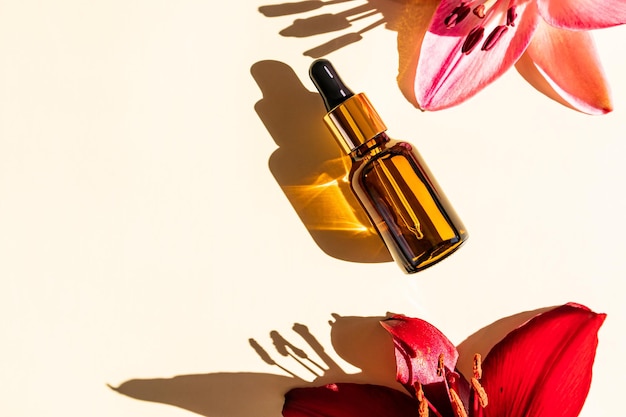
[323,93,387,154]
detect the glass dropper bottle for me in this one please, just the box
[309,59,468,273]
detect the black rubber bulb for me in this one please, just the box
[309,59,355,111]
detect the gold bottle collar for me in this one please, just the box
[323,93,387,154]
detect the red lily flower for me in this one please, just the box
[282,303,605,417]
[407,0,626,114]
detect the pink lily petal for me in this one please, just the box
[515,51,584,113]
[282,383,421,417]
[538,0,626,29]
[416,0,540,110]
[480,303,606,417]
[518,21,613,114]
[380,314,458,387]
[396,0,441,106]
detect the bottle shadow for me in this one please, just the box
[251,59,392,264]
[110,307,551,417]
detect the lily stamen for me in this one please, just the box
[449,388,469,417]
[473,353,483,379]
[473,0,498,18]
[437,353,445,377]
[461,26,485,54]
[506,5,517,26]
[471,353,488,410]
[470,377,489,408]
[415,382,429,417]
[419,400,429,417]
[444,3,472,28]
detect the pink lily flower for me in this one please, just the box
[282,303,605,417]
[412,0,626,114]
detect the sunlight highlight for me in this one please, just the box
[282,166,372,234]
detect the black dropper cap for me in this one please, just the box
[309,59,354,111]
[308,58,387,154]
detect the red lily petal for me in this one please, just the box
[380,314,458,387]
[518,22,612,114]
[283,383,421,417]
[538,0,626,29]
[416,0,539,110]
[481,303,606,417]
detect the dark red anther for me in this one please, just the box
[444,4,472,28]
[462,26,485,54]
[506,6,518,26]
[481,25,509,51]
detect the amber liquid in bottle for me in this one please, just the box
[351,133,467,273]
[309,59,467,273]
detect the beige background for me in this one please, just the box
[0,1,624,416]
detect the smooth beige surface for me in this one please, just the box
[1,1,624,416]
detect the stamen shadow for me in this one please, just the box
[256,0,440,107]
[251,59,392,264]
[110,307,554,417]
[258,0,408,57]
[109,313,399,417]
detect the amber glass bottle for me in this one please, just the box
[309,59,468,273]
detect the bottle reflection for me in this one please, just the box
[252,60,391,263]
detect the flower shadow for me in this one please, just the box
[256,0,440,106]
[109,314,398,417]
[258,0,409,58]
[110,307,552,417]
[252,59,392,264]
